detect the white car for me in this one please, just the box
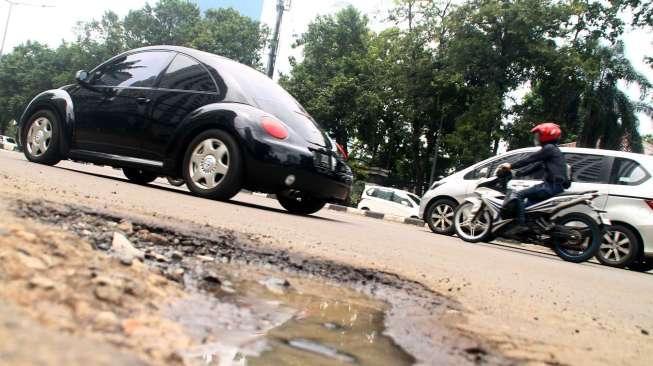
[358,185,421,218]
[420,147,653,269]
[0,135,17,151]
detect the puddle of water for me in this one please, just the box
[167,264,415,366]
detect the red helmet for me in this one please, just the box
[531,122,561,144]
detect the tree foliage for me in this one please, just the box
[283,0,651,194]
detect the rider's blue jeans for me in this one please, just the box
[515,181,564,225]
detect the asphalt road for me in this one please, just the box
[1,149,652,365]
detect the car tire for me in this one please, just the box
[596,224,641,268]
[183,129,243,200]
[22,109,62,166]
[123,168,158,184]
[425,198,457,235]
[277,190,326,215]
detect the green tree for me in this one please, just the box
[191,8,269,67]
[0,42,62,134]
[75,1,268,68]
[280,6,371,150]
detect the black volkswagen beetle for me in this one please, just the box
[18,46,353,214]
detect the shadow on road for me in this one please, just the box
[54,165,347,224]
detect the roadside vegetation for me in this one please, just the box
[0,0,651,195]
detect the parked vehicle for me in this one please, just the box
[357,185,420,218]
[17,46,353,215]
[420,147,653,269]
[453,168,606,263]
[0,135,17,151]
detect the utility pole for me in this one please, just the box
[266,0,290,78]
[428,95,446,188]
[428,114,445,187]
[1,0,54,57]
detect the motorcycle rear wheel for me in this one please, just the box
[551,213,601,263]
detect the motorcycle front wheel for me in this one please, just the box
[453,202,493,243]
[551,213,601,263]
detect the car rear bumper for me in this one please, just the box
[242,140,353,203]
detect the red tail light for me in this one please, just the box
[261,117,288,140]
[336,143,349,161]
[646,200,653,211]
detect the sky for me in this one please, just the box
[194,0,263,19]
[1,0,651,135]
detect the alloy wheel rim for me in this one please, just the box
[455,204,491,240]
[189,138,229,190]
[26,117,52,157]
[599,230,631,262]
[431,204,454,231]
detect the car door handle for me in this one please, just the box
[136,97,151,104]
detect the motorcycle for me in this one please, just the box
[452,168,609,263]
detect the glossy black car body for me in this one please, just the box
[18,46,352,210]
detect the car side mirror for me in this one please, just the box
[479,167,489,177]
[75,70,89,84]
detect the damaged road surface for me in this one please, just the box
[1,199,505,365]
[2,152,653,366]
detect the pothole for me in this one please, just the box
[13,199,510,365]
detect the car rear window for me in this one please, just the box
[609,158,650,186]
[213,57,327,146]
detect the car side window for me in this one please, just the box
[464,164,490,180]
[92,51,174,88]
[374,189,393,201]
[609,158,650,186]
[158,53,217,92]
[391,194,413,207]
[564,153,608,183]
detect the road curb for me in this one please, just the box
[240,190,424,228]
[326,204,425,227]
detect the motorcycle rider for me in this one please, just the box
[500,122,568,227]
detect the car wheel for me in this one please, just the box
[22,110,61,165]
[596,224,641,268]
[183,129,243,200]
[425,199,457,235]
[166,177,185,187]
[277,190,326,215]
[123,168,158,184]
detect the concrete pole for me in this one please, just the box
[266,0,286,78]
[0,1,13,56]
